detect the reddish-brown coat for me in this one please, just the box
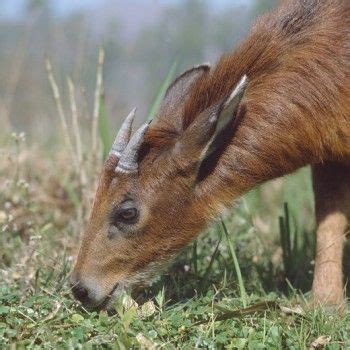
[72,0,350,309]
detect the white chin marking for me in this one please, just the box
[83,277,105,302]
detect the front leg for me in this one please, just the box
[312,162,349,308]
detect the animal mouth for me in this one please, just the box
[85,282,121,311]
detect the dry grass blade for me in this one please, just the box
[210,301,308,325]
[67,77,86,190]
[91,47,105,160]
[43,301,62,322]
[45,58,75,158]
[67,77,83,169]
[194,301,279,325]
[280,304,304,316]
[214,301,279,321]
[310,335,331,349]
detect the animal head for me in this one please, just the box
[71,65,248,309]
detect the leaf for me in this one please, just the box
[136,333,157,349]
[310,335,331,349]
[71,313,84,323]
[155,287,165,311]
[148,329,158,339]
[0,211,7,224]
[121,307,137,332]
[230,338,247,349]
[138,300,156,319]
[280,304,304,316]
[0,306,10,315]
[122,294,139,311]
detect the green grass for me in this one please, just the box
[99,93,112,160]
[0,149,349,348]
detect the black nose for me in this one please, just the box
[71,281,90,304]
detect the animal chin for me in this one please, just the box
[128,258,175,286]
[99,258,175,310]
[104,283,128,311]
[105,260,171,309]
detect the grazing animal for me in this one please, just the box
[71,0,350,310]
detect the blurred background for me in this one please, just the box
[0,0,277,143]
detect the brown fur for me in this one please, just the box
[72,0,350,309]
[312,163,350,307]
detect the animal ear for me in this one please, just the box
[154,64,210,130]
[203,75,248,159]
[177,75,248,177]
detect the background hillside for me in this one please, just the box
[0,0,276,139]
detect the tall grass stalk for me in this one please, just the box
[67,77,88,192]
[279,202,293,281]
[192,239,198,275]
[199,234,222,291]
[221,218,247,308]
[91,48,105,160]
[98,93,112,160]
[45,58,75,161]
[67,77,83,170]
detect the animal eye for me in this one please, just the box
[109,200,139,235]
[117,207,138,224]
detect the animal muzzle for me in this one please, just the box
[70,273,118,309]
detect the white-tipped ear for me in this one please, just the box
[176,74,248,176]
[188,74,248,183]
[212,75,248,140]
[195,74,248,161]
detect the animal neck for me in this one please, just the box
[196,99,325,211]
[196,56,349,212]
[192,0,350,212]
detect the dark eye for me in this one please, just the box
[109,200,139,237]
[117,207,138,224]
[111,199,139,227]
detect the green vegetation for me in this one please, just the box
[0,81,349,347]
[1,142,349,347]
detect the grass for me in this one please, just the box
[0,60,349,348]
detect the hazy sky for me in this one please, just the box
[1,0,251,19]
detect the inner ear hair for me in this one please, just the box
[195,75,248,183]
[196,104,246,183]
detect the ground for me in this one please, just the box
[0,130,349,348]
